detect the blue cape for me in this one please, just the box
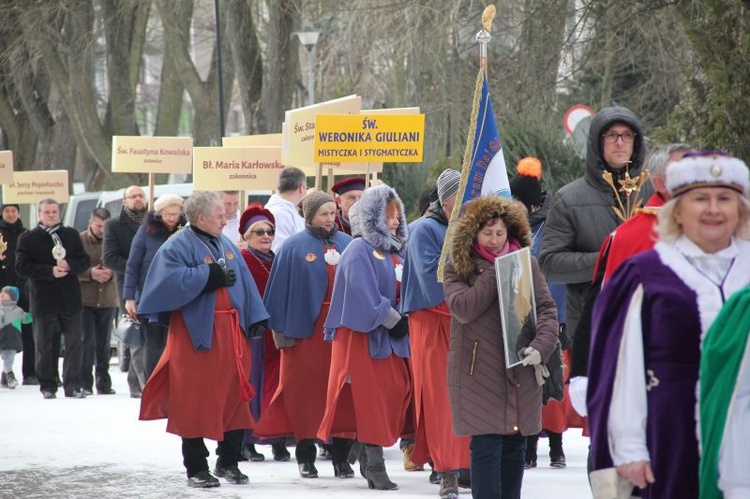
[263,229,351,339]
[400,216,446,313]
[324,238,410,359]
[138,226,269,350]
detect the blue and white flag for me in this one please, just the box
[458,68,511,204]
[438,67,511,281]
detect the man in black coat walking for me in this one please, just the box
[0,203,36,385]
[16,199,90,399]
[102,185,147,397]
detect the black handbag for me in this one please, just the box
[542,339,564,404]
[113,315,144,347]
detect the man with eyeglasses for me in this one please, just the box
[539,107,650,421]
[103,185,148,398]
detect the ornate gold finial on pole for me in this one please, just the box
[482,5,496,31]
[477,5,496,74]
[602,161,650,222]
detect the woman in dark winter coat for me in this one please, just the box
[124,194,185,380]
[443,196,558,499]
[319,184,412,490]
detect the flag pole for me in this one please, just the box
[437,5,497,282]
[478,5,495,76]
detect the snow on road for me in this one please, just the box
[2,360,592,498]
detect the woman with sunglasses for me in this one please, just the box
[237,203,289,463]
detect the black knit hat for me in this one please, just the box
[509,157,543,212]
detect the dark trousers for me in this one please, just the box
[182,429,244,478]
[296,438,352,466]
[21,322,36,379]
[470,433,526,499]
[81,306,116,392]
[33,312,83,395]
[141,318,168,379]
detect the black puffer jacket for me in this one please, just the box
[538,107,651,336]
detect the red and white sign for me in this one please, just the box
[563,105,595,135]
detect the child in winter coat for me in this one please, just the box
[0,286,32,389]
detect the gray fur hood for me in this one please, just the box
[357,184,408,253]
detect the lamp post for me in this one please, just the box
[294,26,320,106]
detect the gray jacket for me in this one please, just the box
[538,107,651,335]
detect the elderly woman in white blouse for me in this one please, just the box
[587,151,750,499]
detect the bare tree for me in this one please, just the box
[258,0,301,134]
[227,0,263,135]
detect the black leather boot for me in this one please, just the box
[364,445,397,490]
[548,431,566,468]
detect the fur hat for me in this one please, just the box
[449,196,531,278]
[299,191,335,225]
[509,157,543,212]
[437,168,461,204]
[0,285,19,302]
[357,184,407,252]
[153,193,184,214]
[666,151,749,197]
[239,202,275,235]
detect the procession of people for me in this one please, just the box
[2,105,749,499]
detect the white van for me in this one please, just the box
[97,184,272,216]
[61,192,102,232]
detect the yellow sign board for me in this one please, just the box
[314,114,425,163]
[112,136,193,174]
[193,147,286,191]
[0,151,13,184]
[223,126,383,176]
[2,170,69,203]
[283,95,362,169]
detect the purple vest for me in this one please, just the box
[589,250,700,499]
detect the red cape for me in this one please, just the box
[594,193,664,284]
[139,288,254,441]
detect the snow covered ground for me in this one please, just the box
[2,359,593,498]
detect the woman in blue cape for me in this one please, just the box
[137,192,269,489]
[253,191,353,480]
[319,184,412,491]
[587,152,750,499]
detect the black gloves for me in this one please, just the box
[388,316,410,340]
[223,266,237,287]
[204,263,237,292]
[247,320,268,338]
